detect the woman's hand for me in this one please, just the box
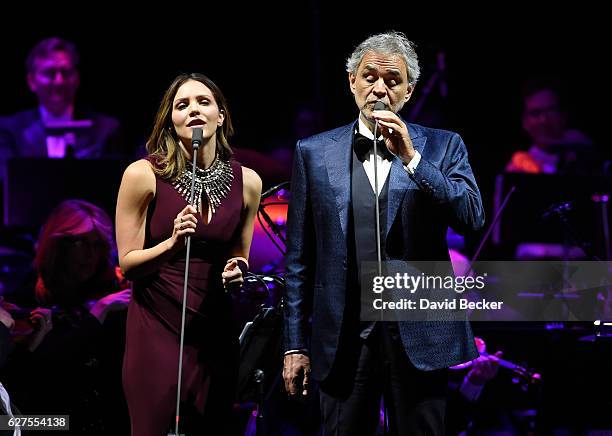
[222,258,245,292]
[167,205,198,251]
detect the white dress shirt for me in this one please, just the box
[40,105,75,158]
[356,118,421,195]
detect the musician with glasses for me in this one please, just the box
[0,37,124,180]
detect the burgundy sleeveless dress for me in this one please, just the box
[123,160,243,435]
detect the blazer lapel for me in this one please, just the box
[324,123,353,238]
[386,124,427,236]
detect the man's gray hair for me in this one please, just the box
[346,31,420,86]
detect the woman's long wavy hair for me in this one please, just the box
[35,199,116,306]
[146,73,234,182]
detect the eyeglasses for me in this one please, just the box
[54,235,106,250]
[524,105,561,118]
[36,67,78,81]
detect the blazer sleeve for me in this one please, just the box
[410,132,485,234]
[283,140,315,352]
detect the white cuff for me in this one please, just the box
[403,150,421,175]
[284,349,308,356]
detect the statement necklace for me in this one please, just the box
[172,157,233,215]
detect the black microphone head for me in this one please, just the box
[373,101,387,111]
[191,127,204,148]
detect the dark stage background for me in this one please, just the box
[0,7,607,188]
[0,6,611,434]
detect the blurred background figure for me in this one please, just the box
[506,78,594,175]
[492,78,608,262]
[0,199,130,435]
[233,103,324,191]
[0,37,124,180]
[34,200,119,304]
[0,301,14,368]
[0,303,19,436]
[271,103,325,166]
[446,336,533,435]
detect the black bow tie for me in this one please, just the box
[353,132,394,162]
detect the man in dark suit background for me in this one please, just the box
[282,31,485,435]
[0,37,123,180]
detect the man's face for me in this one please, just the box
[27,50,79,115]
[522,89,567,146]
[348,51,413,122]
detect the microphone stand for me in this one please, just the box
[372,103,386,435]
[465,186,516,276]
[258,206,286,255]
[258,182,290,254]
[170,128,203,436]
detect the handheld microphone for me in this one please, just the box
[191,127,204,150]
[373,101,387,112]
[373,100,387,145]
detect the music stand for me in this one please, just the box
[237,300,284,403]
[492,173,609,259]
[236,290,284,436]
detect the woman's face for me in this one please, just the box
[171,80,224,151]
[53,231,104,289]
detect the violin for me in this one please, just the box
[1,304,62,342]
[2,265,130,336]
[451,337,542,391]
